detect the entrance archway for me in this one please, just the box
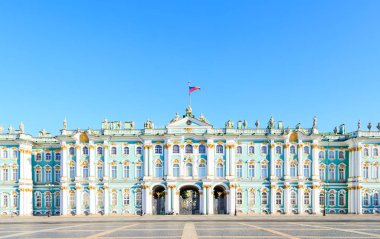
[213,185,227,214]
[179,186,200,215]
[152,185,165,215]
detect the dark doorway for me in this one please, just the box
[179,186,200,215]
[214,186,227,214]
[152,186,165,215]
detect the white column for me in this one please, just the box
[193,149,198,178]
[60,144,69,216]
[298,185,304,214]
[284,185,290,214]
[143,145,149,177]
[103,143,109,179]
[225,146,230,177]
[312,185,320,214]
[200,189,205,214]
[165,185,172,213]
[144,186,152,214]
[298,141,304,179]
[75,186,81,215]
[357,145,363,214]
[104,186,109,215]
[148,146,153,177]
[180,145,185,177]
[60,186,68,215]
[89,143,95,179]
[230,143,236,178]
[173,188,179,214]
[75,143,81,178]
[207,186,214,215]
[89,185,96,215]
[284,142,290,180]
[270,142,275,179]
[311,142,319,180]
[229,185,236,215]
[270,185,276,214]
[164,143,172,179]
[207,141,215,179]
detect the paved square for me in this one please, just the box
[1,216,380,239]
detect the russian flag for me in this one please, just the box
[189,86,201,93]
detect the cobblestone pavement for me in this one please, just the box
[1,216,380,239]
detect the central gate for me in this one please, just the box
[179,186,200,215]
[213,186,227,214]
[152,185,165,215]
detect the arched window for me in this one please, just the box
[236,146,242,154]
[363,148,369,157]
[338,151,344,159]
[12,150,18,159]
[248,146,255,154]
[304,191,310,205]
[111,191,117,206]
[185,145,193,154]
[111,147,117,155]
[69,147,75,155]
[82,147,89,155]
[261,192,268,204]
[173,145,180,154]
[123,147,129,155]
[319,193,325,205]
[55,153,61,161]
[374,193,379,206]
[216,163,224,178]
[275,146,282,154]
[2,194,9,208]
[216,145,224,154]
[45,153,52,161]
[329,151,335,159]
[45,192,52,208]
[36,153,42,161]
[136,146,142,155]
[290,191,297,205]
[304,146,310,154]
[198,163,206,178]
[374,148,379,157]
[329,193,335,206]
[173,163,180,177]
[363,193,370,206]
[186,163,193,177]
[276,192,282,205]
[290,145,296,154]
[155,145,162,154]
[329,166,336,181]
[123,192,130,206]
[236,191,242,205]
[135,189,142,206]
[155,162,163,177]
[248,190,255,207]
[248,164,255,177]
[198,145,206,154]
[35,192,42,208]
[97,147,103,155]
[261,146,267,154]
[97,191,103,207]
[319,151,325,159]
[236,164,243,178]
[339,193,345,206]
[69,191,75,208]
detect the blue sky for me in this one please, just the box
[0,1,379,135]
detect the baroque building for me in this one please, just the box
[0,107,379,216]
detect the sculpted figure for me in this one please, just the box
[237,120,242,129]
[103,118,109,130]
[268,116,274,129]
[255,120,260,128]
[171,113,180,123]
[358,120,361,130]
[313,116,317,128]
[243,120,248,129]
[118,121,122,129]
[368,122,372,131]
[19,121,24,133]
[8,125,13,134]
[199,113,209,124]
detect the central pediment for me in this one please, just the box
[166,116,212,129]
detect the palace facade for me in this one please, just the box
[1,107,380,216]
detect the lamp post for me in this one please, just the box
[45,183,54,217]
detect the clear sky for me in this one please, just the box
[0,1,379,135]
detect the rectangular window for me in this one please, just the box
[3,168,8,181]
[338,168,345,181]
[261,165,267,179]
[329,168,335,181]
[70,166,75,179]
[290,165,296,177]
[123,165,130,178]
[55,169,61,182]
[303,165,310,178]
[363,166,369,179]
[248,165,255,178]
[82,166,89,178]
[97,166,103,179]
[36,170,41,182]
[111,166,117,179]
[136,165,142,178]
[236,165,242,178]
[319,168,325,181]
[45,170,51,182]
[12,168,18,181]
[275,164,282,177]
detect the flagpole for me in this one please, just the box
[188,81,191,107]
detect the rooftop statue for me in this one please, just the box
[144,120,154,129]
[237,120,243,129]
[19,121,24,134]
[170,113,181,123]
[313,116,317,129]
[63,118,67,130]
[255,120,260,128]
[225,120,234,129]
[368,122,372,131]
[199,113,209,124]
[243,120,248,129]
[8,125,13,134]
[296,123,301,130]
[184,106,194,118]
[102,118,109,130]
[377,123,380,131]
[268,116,274,129]
[334,126,338,134]
[358,120,361,130]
